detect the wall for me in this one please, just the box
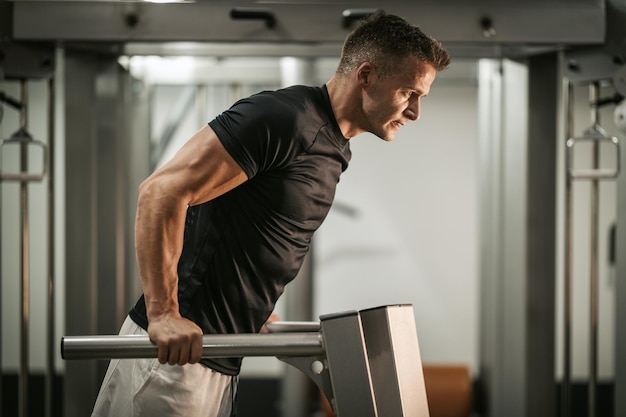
[313,78,479,370]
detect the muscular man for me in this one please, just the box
[92,11,450,417]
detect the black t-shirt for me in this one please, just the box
[130,85,351,375]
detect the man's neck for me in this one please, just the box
[326,75,364,140]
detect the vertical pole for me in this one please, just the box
[526,53,558,417]
[0,82,4,417]
[615,95,626,417]
[46,75,56,417]
[280,56,316,417]
[480,57,558,417]
[64,54,100,417]
[588,82,600,417]
[19,79,29,417]
[562,80,574,417]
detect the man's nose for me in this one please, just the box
[405,98,420,121]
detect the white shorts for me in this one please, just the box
[91,316,236,417]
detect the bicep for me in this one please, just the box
[149,125,248,206]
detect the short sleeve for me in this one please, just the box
[208,93,302,179]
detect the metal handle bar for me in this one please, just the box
[62,332,324,360]
[566,129,620,180]
[0,129,49,182]
[266,321,320,333]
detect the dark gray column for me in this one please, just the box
[525,52,558,417]
[478,54,559,417]
[63,50,100,417]
[64,51,141,417]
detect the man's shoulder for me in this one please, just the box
[253,85,324,106]
[236,86,328,126]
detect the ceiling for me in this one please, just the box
[9,0,607,47]
[2,0,625,80]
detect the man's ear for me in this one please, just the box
[357,62,374,86]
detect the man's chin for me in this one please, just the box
[372,130,396,142]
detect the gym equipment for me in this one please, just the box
[1,80,50,417]
[62,304,430,417]
[563,81,621,417]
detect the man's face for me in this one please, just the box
[360,57,437,141]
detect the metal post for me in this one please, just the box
[0,101,2,417]
[562,79,574,417]
[615,100,626,417]
[46,75,55,417]
[0,79,50,417]
[279,56,317,417]
[565,81,621,417]
[0,82,3,417]
[588,82,600,417]
[19,79,30,417]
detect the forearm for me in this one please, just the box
[135,178,188,322]
[129,126,247,365]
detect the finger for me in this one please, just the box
[167,344,180,366]
[189,334,203,364]
[177,343,191,366]
[157,344,168,365]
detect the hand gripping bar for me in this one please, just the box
[61,332,324,360]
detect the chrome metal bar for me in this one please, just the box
[0,137,48,182]
[45,76,55,417]
[0,95,3,417]
[19,79,29,417]
[588,82,600,417]
[266,321,320,333]
[562,79,574,417]
[563,81,622,417]
[62,333,324,360]
[566,133,620,180]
